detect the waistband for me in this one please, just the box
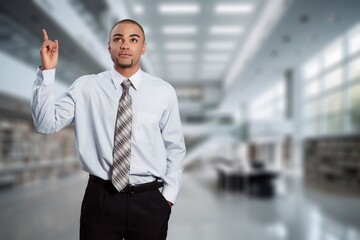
[89,174,163,194]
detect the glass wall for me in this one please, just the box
[250,79,285,121]
[302,23,360,136]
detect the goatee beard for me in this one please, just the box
[118,60,134,68]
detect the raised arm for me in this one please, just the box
[40,29,59,70]
[32,29,76,134]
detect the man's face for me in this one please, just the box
[108,22,146,70]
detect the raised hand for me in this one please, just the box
[40,29,59,70]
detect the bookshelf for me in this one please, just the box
[304,136,360,195]
[0,93,80,189]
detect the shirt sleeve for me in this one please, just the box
[160,86,186,205]
[31,67,77,134]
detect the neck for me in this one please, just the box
[114,65,140,78]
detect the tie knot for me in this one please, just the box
[121,79,132,92]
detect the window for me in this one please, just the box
[303,57,320,80]
[350,83,360,108]
[323,39,344,68]
[349,56,360,81]
[250,80,285,121]
[348,23,360,55]
[323,92,343,115]
[323,68,343,91]
[324,114,343,134]
[349,84,360,131]
[305,80,320,98]
[301,22,360,136]
[304,100,321,119]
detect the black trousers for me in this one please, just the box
[80,175,171,240]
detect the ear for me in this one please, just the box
[141,42,146,55]
[108,41,111,53]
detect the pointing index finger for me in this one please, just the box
[42,29,48,41]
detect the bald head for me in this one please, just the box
[109,19,145,42]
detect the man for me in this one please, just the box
[32,19,186,240]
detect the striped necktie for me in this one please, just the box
[112,79,132,192]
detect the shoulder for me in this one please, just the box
[74,69,111,86]
[142,71,176,94]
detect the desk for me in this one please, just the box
[217,165,278,197]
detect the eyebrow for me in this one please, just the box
[112,33,141,38]
[130,34,141,38]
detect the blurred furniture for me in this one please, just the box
[216,162,278,198]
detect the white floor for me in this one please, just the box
[1,165,360,240]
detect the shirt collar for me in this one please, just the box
[111,67,142,91]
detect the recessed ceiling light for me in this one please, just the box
[214,3,254,14]
[176,88,202,98]
[167,54,194,61]
[206,41,236,50]
[165,41,196,50]
[133,4,144,15]
[282,35,291,43]
[210,26,244,35]
[159,3,200,14]
[203,53,230,62]
[299,14,309,24]
[163,26,198,35]
[328,14,341,23]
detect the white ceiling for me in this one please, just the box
[217,0,360,114]
[1,0,360,124]
[118,0,266,85]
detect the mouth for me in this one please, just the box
[119,53,132,58]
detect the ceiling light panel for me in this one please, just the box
[206,41,237,50]
[133,4,144,15]
[214,3,255,14]
[163,26,198,35]
[159,3,200,14]
[167,54,194,62]
[210,26,244,35]
[165,41,196,50]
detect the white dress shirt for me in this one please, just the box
[31,67,186,204]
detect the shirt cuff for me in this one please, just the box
[161,185,179,205]
[38,67,56,85]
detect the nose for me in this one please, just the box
[120,42,129,49]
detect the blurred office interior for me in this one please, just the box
[1,0,360,239]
